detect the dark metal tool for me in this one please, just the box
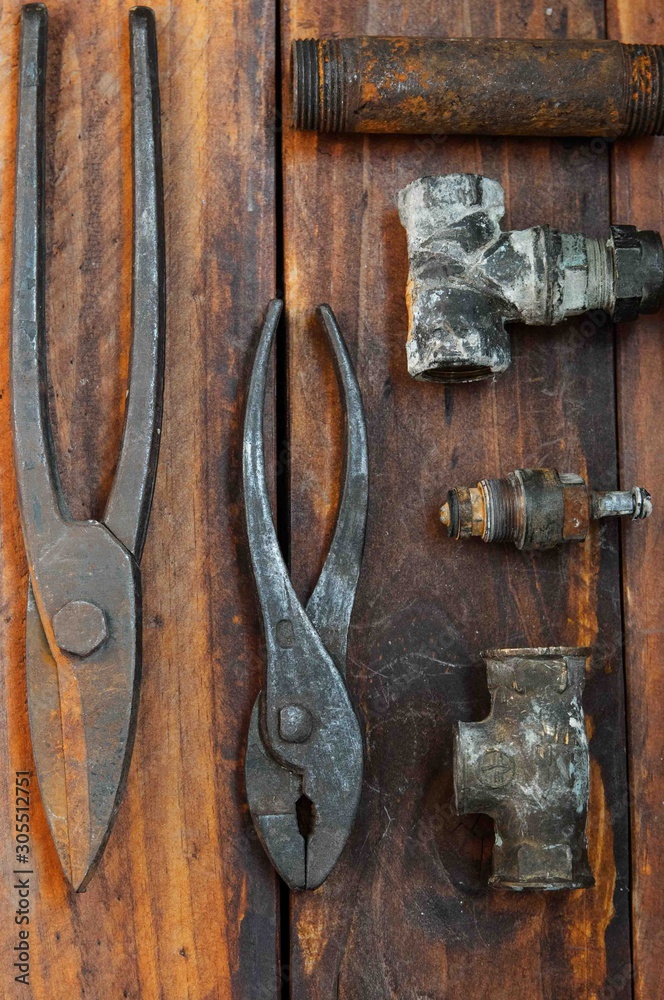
[293,36,664,137]
[398,174,664,383]
[441,469,652,550]
[455,647,593,891]
[243,300,367,889]
[10,4,164,891]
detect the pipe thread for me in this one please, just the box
[322,39,346,132]
[622,44,664,136]
[292,38,319,131]
[293,39,347,131]
[585,237,615,313]
[481,477,521,544]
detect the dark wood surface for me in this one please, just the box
[0,0,661,997]
[283,1,634,998]
[609,3,664,999]
[0,2,279,997]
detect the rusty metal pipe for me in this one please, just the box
[293,37,664,137]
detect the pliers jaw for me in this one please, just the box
[11,4,164,891]
[25,525,142,892]
[243,301,368,889]
[246,699,308,889]
[247,646,364,891]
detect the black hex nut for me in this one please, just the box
[612,225,664,323]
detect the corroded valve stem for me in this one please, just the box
[440,469,652,550]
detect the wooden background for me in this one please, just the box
[0,0,661,998]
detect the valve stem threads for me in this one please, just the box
[482,477,524,544]
[441,477,523,544]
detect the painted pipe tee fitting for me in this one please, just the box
[454,647,594,891]
[397,174,664,382]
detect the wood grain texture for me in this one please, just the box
[282,1,633,997]
[0,2,279,997]
[608,3,664,999]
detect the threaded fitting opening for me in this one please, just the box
[292,38,347,132]
[622,44,664,136]
[480,478,520,543]
[417,363,495,384]
[482,646,592,662]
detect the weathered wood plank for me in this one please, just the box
[282,1,633,997]
[0,2,278,996]
[608,3,664,998]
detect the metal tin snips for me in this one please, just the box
[243,300,368,889]
[10,4,165,891]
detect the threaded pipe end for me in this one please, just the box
[292,39,319,130]
[321,39,346,132]
[622,44,664,136]
[292,38,347,131]
[480,477,521,544]
[585,237,615,313]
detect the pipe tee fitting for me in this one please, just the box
[397,174,664,382]
[454,647,593,890]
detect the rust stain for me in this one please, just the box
[297,906,329,978]
[564,758,616,994]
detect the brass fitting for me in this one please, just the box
[441,468,652,550]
